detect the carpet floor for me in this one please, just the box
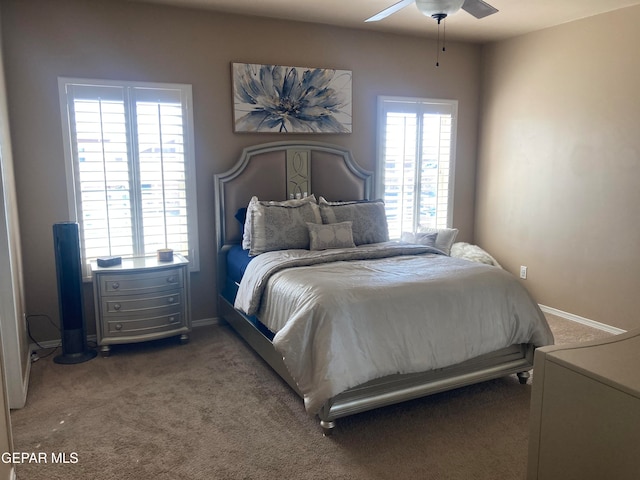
[10,314,612,480]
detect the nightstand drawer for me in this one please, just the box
[102,290,183,316]
[106,312,185,336]
[99,268,183,296]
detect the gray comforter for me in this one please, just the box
[235,242,554,414]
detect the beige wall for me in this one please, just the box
[1,0,481,341]
[476,6,640,331]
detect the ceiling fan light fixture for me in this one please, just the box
[415,0,465,17]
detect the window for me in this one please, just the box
[376,96,457,239]
[59,78,199,276]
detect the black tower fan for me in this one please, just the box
[52,222,97,364]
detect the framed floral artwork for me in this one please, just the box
[232,63,352,133]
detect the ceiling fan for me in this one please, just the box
[366,0,498,24]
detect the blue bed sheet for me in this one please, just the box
[227,244,253,285]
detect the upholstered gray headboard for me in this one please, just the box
[214,141,373,250]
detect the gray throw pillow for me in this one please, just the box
[307,221,355,250]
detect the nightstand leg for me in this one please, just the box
[179,334,190,345]
[100,345,111,357]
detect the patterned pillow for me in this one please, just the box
[242,195,316,250]
[248,199,322,256]
[307,221,355,250]
[318,197,389,246]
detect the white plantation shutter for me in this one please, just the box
[59,79,199,276]
[377,96,457,239]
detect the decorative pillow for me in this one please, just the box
[401,231,438,248]
[307,221,355,251]
[242,194,317,250]
[318,197,389,246]
[416,227,459,255]
[248,199,322,256]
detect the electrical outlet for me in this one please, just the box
[519,265,528,279]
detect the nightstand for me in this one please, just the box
[527,329,640,479]
[91,254,191,357]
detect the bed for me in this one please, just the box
[214,141,554,435]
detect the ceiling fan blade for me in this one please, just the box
[365,0,416,22]
[461,0,498,19]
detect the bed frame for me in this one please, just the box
[214,141,534,435]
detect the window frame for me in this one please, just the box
[375,95,458,238]
[58,77,199,278]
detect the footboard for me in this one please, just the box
[317,343,534,433]
[219,294,534,435]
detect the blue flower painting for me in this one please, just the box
[233,63,352,133]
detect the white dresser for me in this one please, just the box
[527,328,640,479]
[91,254,191,356]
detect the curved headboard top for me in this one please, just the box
[214,141,373,249]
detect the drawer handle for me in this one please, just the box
[168,297,175,303]
[115,323,123,330]
[168,316,177,323]
[111,282,120,290]
[114,303,121,311]
[167,275,177,283]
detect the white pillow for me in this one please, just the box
[419,227,458,255]
[405,227,459,255]
[401,231,438,247]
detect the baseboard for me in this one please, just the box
[539,305,626,335]
[31,310,623,352]
[29,338,78,352]
[30,317,222,352]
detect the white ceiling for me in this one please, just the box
[126,0,640,43]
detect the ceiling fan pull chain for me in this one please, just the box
[442,18,446,52]
[436,20,441,67]
[432,13,447,67]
